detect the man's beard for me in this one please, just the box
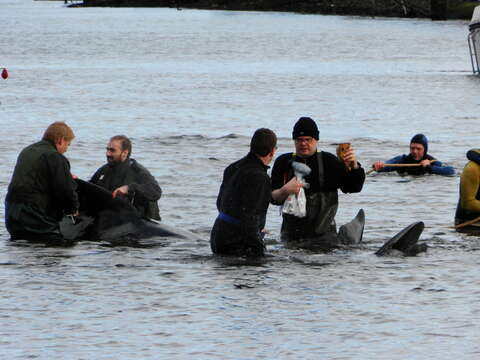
[107,156,121,166]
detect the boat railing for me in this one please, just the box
[469,6,480,74]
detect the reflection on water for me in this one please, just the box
[1,0,480,358]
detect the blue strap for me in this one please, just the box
[218,212,241,225]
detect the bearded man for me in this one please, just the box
[90,135,161,220]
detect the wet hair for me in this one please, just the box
[42,122,75,144]
[250,128,277,157]
[110,135,132,157]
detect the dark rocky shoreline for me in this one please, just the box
[79,0,478,19]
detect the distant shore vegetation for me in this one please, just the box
[77,0,478,20]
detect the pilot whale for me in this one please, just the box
[61,181,426,254]
[281,208,426,256]
[337,210,427,256]
[375,221,427,256]
[60,179,202,244]
[332,209,427,256]
[283,209,365,251]
[338,209,365,245]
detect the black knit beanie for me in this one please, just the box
[292,117,319,140]
[410,133,428,154]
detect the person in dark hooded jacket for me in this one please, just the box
[5,122,79,244]
[372,134,454,176]
[90,135,161,220]
[210,128,277,257]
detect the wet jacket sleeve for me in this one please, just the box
[270,154,291,205]
[460,161,480,212]
[216,166,230,211]
[339,163,365,194]
[240,172,269,247]
[378,155,406,172]
[45,152,79,214]
[428,160,455,176]
[129,165,162,202]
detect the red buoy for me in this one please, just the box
[2,68,8,79]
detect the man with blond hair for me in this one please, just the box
[5,122,79,244]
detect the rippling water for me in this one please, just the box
[1,1,480,358]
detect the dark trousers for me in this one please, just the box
[210,218,264,257]
[5,202,67,245]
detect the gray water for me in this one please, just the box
[1,0,480,358]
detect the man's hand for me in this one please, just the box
[342,147,358,169]
[420,159,431,167]
[67,210,80,224]
[271,177,304,203]
[373,160,385,171]
[285,177,303,195]
[112,185,129,198]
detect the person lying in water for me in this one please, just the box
[372,134,455,176]
[455,149,480,228]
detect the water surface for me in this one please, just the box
[1,1,479,358]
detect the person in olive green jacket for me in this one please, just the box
[455,149,480,230]
[90,135,161,220]
[5,122,79,244]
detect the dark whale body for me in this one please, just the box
[283,209,426,256]
[338,209,365,245]
[61,182,425,254]
[60,179,201,244]
[375,221,427,256]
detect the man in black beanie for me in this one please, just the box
[271,117,365,249]
[372,133,454,176]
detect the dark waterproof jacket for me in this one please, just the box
[5,140,79,240]
[90,158,161,220]
[271,151,365,240]
[272,151,365,200]
[210,152,271,256]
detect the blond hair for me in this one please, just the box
[42,122,75,143]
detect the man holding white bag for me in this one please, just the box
[271,117,365,249]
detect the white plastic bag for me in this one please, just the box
[282,186,307,218]
[281,162,311,218]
